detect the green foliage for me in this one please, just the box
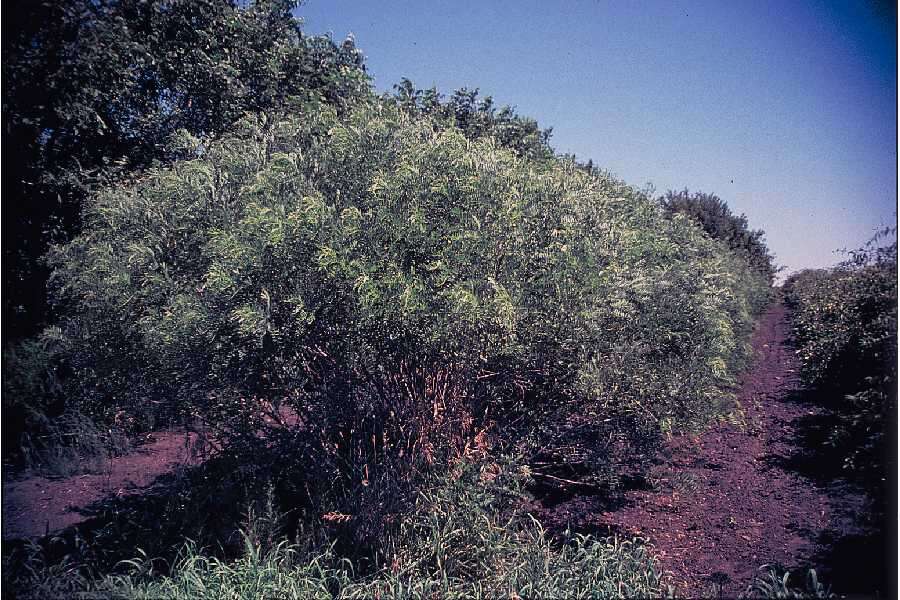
[2,337,64,431]
[2,539,96,600]
[741,566,833,599]
[784,228,897,473]
[392,78,554,160]
[0,5,799,598]
[97,540,354,600]
[661,189,778,288]
[3,0,369,337]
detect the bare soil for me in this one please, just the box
[2,431,202,540]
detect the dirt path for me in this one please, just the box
[2,431,202,540]
[537,303,875,596]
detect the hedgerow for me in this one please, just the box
[784,228,897,474]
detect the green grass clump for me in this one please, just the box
[741,566,833,599]
[94,541,353,600]
[93,529,661,600]
[350,461,664,599]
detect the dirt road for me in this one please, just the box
[2,431,201,540]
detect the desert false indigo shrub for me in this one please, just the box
[42,97,771,543]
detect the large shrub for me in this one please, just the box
[42,98,770,539]
[784,229,897,474]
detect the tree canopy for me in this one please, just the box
[392,78,554,161]
[2,0,368,339]
[660,189,777,285]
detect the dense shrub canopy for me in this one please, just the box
[784,229,897,473]
[43,99,771,506]
[660,189,777,287]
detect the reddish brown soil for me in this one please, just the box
[2,431,203,540]
[1,403,301,542]
[535,303,880,597]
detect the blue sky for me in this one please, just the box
[296,0,897,277]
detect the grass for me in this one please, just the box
[90,527,664,600]
[741,565,833,599]
[6,459,668,600]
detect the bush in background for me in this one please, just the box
[392,78,554,161]
[661,189,778,291]
[2,331,129,475]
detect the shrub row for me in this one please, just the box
[784,229,896,474]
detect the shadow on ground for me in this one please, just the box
[1,440,320,594]
[765,387,894,598]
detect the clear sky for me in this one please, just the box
[296,0,897,277]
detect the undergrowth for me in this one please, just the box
[6,460,667,599]
[741,565,833,599]
[3,335,131,477]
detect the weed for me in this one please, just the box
[741,565,833,599]
[5,459,665,599]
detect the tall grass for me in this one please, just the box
[7,460,667,600]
